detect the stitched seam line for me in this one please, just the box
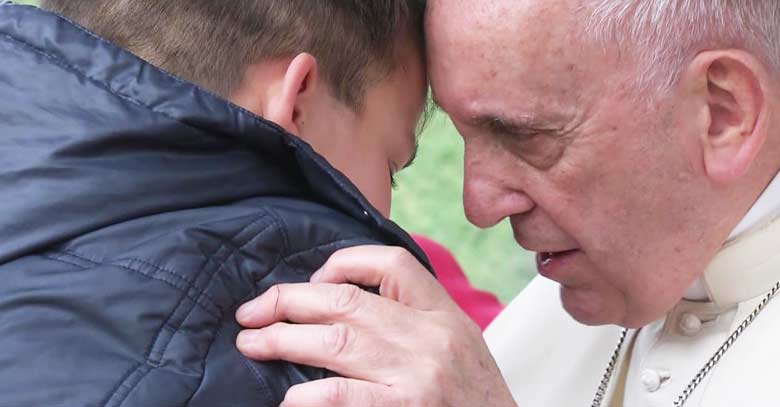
[142,215,276,405]
[1,23,376,224]
[126,213,275,397]
[177,213,272,322]
[181,320,227,406]
[105,365,152,407]
[0,19,361,406]
[40,252,91,269]
[239,356,277,402]
[54,249,220,305]
[282,238,373,265]
[184,218,283,404]
[101,362,142,407]
[45,251,220,318]
[197,218,279,304]
[183,265,281,407]
[264,208,291,259]
[116,366,153,407]
[120,257,220,307]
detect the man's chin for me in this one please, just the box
[559,285,621,327]
[559,285,659,329]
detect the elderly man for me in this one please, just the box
[236,0,780,406]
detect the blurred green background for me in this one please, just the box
[391,113,534,303]
[15,0,536,303]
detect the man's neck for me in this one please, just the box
[684,171,780,300]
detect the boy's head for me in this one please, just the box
[41,0,428,215]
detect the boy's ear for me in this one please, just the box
[263,53,319,136]
[686,50,769,184]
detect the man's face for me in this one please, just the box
[311,46,426,217]
[427,0,732,327]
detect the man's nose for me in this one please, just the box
[462,145,535,228]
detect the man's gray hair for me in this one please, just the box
[582,1,780,94]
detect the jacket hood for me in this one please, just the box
[0,3,428,268]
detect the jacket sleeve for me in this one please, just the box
[187,210,382,407]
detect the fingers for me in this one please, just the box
[281,378,398,407]
[235,282,409,329]
[236,322,402,381]
[310,245,455,311]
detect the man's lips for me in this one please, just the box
[536,249,580,280]
[537,250,578,265]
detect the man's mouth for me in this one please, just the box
[536,250,580,278]
[538,250,577,265]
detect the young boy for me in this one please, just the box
[0,1,429,406]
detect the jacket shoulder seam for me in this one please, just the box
[42,211,282,407]
[282,237,376,266]
[182,213,285,405]
[262,206,377,267]
[257,207,291,263]
[42,251,221,318]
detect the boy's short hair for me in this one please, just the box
[40,0,426,108]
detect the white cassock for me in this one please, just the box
[485,174,780,407]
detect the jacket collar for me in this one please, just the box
[0,4,430,270]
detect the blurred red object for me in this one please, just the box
[412,235,504,331]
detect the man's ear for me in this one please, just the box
[687,50,769,184]
[263,53,319,136]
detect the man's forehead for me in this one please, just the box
[427,0,591,116]
[427,0,584,75]
[427,0,579,31]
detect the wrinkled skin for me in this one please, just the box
[428,0,776,327]
[237,246,515,407]
[236,0,780,405]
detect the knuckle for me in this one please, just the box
[270,285,288,316]
[324,323,354,357]
[387,246,413,265]
[263,323,284,350]
[273,283,288,298]
[404,366,447,405]
[427,322,456,352]
[330,284,362,316]
[328,249,351,268]
[420,363,450,393]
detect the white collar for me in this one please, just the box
[703,214,780,306]
[684,172,780,303]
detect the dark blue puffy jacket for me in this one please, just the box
[0,3,430,406]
